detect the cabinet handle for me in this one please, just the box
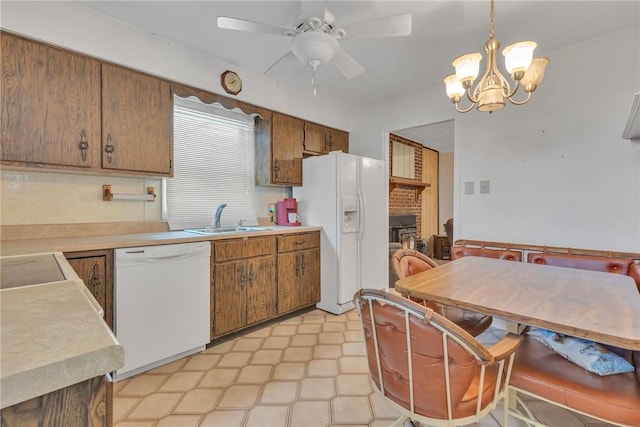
[324,134,330,153]
[295,240,306,245]
[248,264,255,287]
[90,263,101,298]
[78,129,89,161]
[273,160,279,179]
[300,253,306,271]
[104,134,114,164]
[240,265,246,289]
[295,253,301,276]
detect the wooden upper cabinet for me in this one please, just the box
[101,64,173,175]
[303,122,328,154]
[1,33,101,169]
[271,113,303,185]
[303,122,349,155]
[255,112,303,186]
[327,128,349,153]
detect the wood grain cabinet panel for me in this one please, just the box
[303,122,349,155]
[0,375,111,427]
[255,112,304,186]
[64,250,113,330]
[101,64,173,175]
[277,232,321,314]
[1,33,101,169]
[1,32,173,177]
[211,236,276,338]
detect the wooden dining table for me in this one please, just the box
[394,256,640,350]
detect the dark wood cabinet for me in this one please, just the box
[101,64,173,175]
[0,375,111,427]
[255,112,304,186]
[1,33,101,169]
[277,232,321,314]
[64,249,114,330]
[256,112,348,186]
[1,32,173,177]
[303,122,349,155]
[211,236,276,338]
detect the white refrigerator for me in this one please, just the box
[293,152,388,314]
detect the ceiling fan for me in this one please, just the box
[217,5,411,94]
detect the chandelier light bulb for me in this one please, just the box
[444,74,465,100]
[452,53,482,86]
[503,41,537,77]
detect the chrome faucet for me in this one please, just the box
[214,203,227,228]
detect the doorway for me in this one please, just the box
[389,119,454,241]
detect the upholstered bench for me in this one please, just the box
[451,245,523,262]
[528,252,640,291]
[509,335,640,426]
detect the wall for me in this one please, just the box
[351,26,640,252]
[0,2,350,227]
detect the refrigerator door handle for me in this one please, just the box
[357,191,365,242]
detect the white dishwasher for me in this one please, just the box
[114,241,210,381]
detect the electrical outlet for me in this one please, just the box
[480,180,490,194]
[464,181,474,195]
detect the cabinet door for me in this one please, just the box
[277,251,299,314]
[271,113,303,185]
[65,250,113,330]
[213,261,246,336]
[1,33,101,169]
[327,128,349,153]
[101,64,173,175]
[303,122,328,154]
[300,248,321,306]
[246,256,276,325]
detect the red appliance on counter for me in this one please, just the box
[277,198,301,226]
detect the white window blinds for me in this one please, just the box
[165,96,257,231]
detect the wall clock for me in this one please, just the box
[221,70,242,95]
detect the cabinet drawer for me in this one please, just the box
[277,232,320,253]
[214,236,275,262]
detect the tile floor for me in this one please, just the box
[113,309,617,427]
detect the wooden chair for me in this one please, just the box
[391,248,493,336]
[353,288,523,427]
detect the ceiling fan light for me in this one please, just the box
[503,41,536,75]
[290,31,339,66]
[452,53,482,85]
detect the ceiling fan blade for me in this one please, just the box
[340,13,412,39]
[331,48,365,79]
[217,16,292,36]
[264,50,298,75]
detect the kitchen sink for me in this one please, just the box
[183,226,271,235]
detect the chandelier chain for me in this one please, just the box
[489,0,495,39]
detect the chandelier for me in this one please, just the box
[444,0,549,113]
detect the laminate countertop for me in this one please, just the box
[0,225,322,256]
[0,226,321,408]
[1,273,123,408]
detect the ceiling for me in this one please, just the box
[77,1,638,150]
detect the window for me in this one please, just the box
[164,96,257,230]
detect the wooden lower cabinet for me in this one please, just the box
[277,232,321,314]
[0,375,111,427]
[64,249,113,330]
[211,236,276,338]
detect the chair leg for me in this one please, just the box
[389,415,410,427]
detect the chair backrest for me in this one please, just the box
[353,289,512,424]
[392,248,439,280]
[451,246,523,262]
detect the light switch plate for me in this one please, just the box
[464,181,474,195]
[480,180,490,194]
